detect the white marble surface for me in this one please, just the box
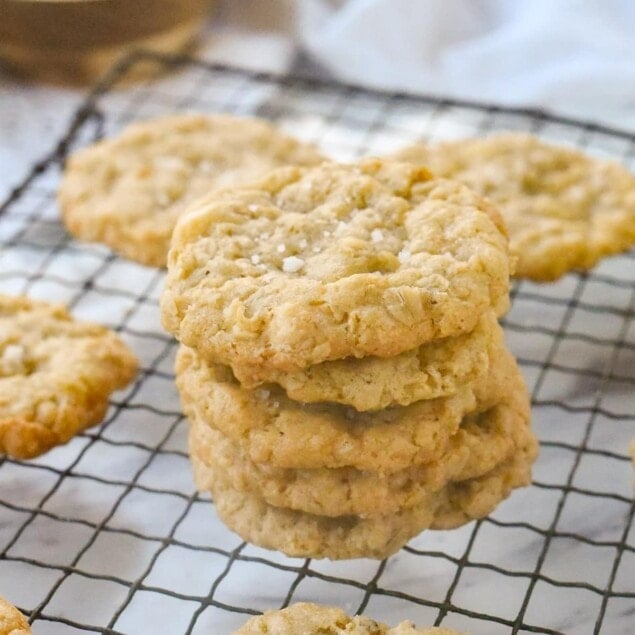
[0,58,634,635]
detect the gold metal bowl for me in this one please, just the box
[0,0,214,84]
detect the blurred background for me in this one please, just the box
[2,0,635,198]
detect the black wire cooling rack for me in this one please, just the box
[1,51,634,635]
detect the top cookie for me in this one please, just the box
[233,602,460,634]
[58,114,325,267]
[0,294,138,459]
[395,133,635,281]
[162,159,510,372]
[0,596,30,635]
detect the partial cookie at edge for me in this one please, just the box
[232,602,461,634]
[0,294,138,459]
[0,595,31,635]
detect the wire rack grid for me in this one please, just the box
[0,51,634,635]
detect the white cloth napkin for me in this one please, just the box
[297,0,635,129]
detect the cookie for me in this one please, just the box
[189,378,534,517]
[394,134,635,281]
[176,341,516,474]
[232,310,500,411]
[431,449,536,530]
[0,596,30,635]
[0,294,138,459]
[197,449,532,560]
[162,159,511,373]
[59,114,325,267]
[233,602,461,634]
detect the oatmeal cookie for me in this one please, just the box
[59,114,324,266]
[0,294,138,459]
[233,602,461,634]
[162,159,511,373]
[395,134,635,281]
[189,374,534,517]
[197,450,532,560]
[176,342,516,474]
[0,596,30,635]
[431,431,537,529]
[232,311,501,411]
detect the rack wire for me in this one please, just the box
[0,51,633,635]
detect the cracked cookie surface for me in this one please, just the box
[395,133,635,281]
[233,602,461,634]
[176,341,515,474]
[0,294,138,458]
[59,114,324,266]
[162,159,510,373]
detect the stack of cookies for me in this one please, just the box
[162,158,538,560]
